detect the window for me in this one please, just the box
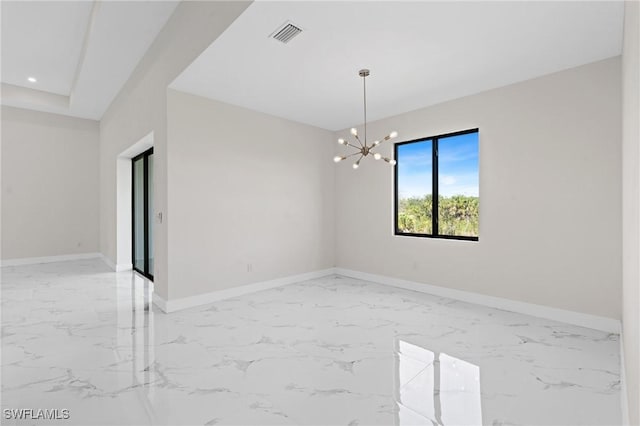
[394,129,479,240]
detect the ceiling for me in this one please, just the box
[1,0,179,120]
[171,1,625,131]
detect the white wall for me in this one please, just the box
[622,1,640,423]
[335,57,622,320]
[99,1,251,298]
[1,106,99,260]
[166,90,334,300]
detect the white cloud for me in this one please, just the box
[441,175,457,185]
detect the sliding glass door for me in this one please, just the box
[132,148,154,280]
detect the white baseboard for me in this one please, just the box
[0,252,102,267]
[152,292,168,312]
[152,266,620,334]
[620,335,630,425]
[117,263,133,272]
[152,268,335,313]
[100,255,132,272]
[335,268,621,334]
[101,255,116,271]
[3,254,618,334]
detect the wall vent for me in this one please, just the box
[270,21,303,44]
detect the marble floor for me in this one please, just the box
[1,259,621,425]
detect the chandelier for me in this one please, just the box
[334,69,398,169]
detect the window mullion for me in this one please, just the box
[432,137,439,236]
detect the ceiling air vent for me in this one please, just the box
[270,21,303,44]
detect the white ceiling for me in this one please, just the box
[1,0,179,120]
[2,1,93,96]
[171,1,625,131]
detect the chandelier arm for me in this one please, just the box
[345,142,361,149]
[353,134,364,147]
[374,134,396,147]
[343,151,362,158]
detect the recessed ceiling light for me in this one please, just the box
[27,77,37,83]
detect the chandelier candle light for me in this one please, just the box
[334,69,398,169]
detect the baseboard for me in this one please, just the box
[0,252,102,267]
[4,254,618,334]
[117,263,133,272]
[101,255,117,271]
[100,255,132,272]
[620,335,630,425]
[152,292,168,312]
[152,268,335,313]
[152,266,621,333]
[335,268,621,334]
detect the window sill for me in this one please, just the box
[394,232,479,242]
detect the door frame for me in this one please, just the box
[132,147,154,280]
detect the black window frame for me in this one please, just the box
[394,128,479,241]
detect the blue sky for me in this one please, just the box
[397,132,479,198]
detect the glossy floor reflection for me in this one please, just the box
[1,259,621,425]
[396,341,482,425]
